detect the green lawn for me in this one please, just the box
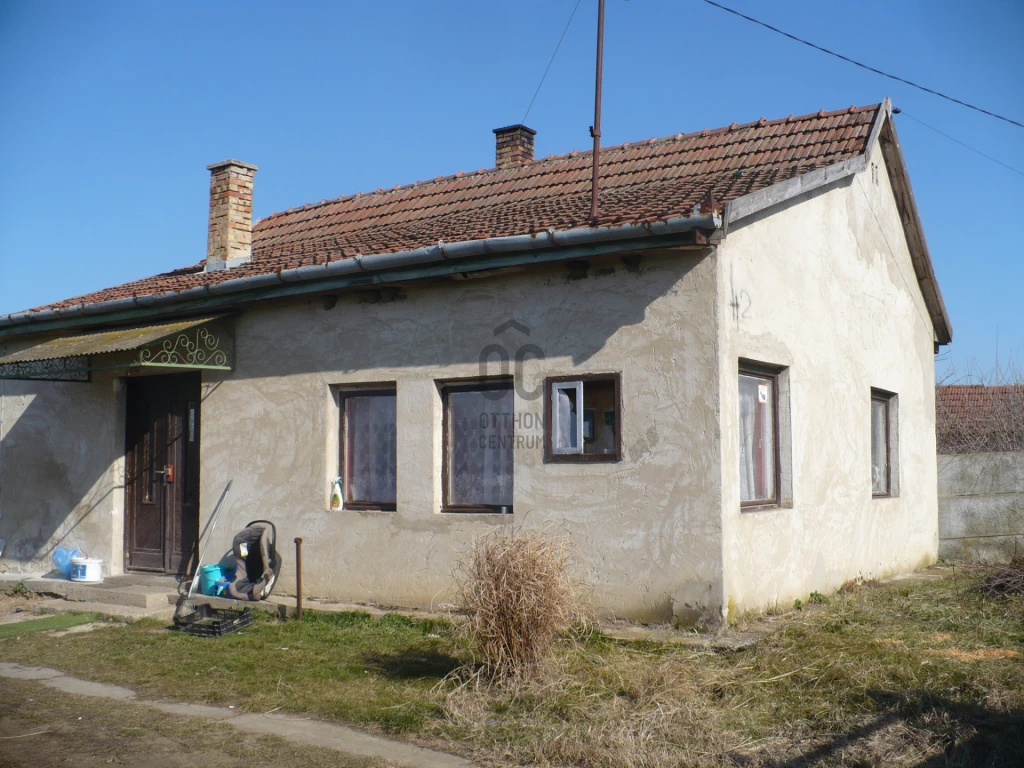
[2,574,1022,767]
[0,612,101,639]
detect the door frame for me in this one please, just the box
[123,373,201,575]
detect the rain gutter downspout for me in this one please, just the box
[0,214,721,337]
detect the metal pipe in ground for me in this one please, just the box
[294,537,303,621]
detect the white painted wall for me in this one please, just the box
[0,371,125,577]
[716,152,940,618]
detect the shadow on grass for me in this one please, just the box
[765,689,1024,768]
[362,650,463,680]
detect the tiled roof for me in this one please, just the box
[936,385,1024,453]
[26,104,880,313]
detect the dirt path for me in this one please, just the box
[0,663,475,768]
[0,594,41,627]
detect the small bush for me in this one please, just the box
[454,527,582,683]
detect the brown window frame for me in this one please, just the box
[871,390,892,499]
[544,373,622,463]
[339,387,398,512]
[441,377,515,514]
[739,362,782,510]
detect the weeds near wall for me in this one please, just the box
[453,526,583,683]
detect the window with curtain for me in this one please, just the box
[443,380,514,512]
[341,389,397,510]
[871,391,892,496]
[739,367,777,505]
[546,374,620,462]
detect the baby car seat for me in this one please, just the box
[226,520,282,601]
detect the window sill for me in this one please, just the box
[545,454,620,464]
[332,503,396,514]
[740,501,780,513]
[441,506,513,516]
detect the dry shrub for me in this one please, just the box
[977,558,1024,598]
[454,526,582,682]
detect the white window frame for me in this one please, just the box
[551,380,584,455]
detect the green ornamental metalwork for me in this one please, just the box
[136,325,230,369]
[0,317,232,381]
[0,357,90,382]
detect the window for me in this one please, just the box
[871,389,897,497]
[339,389,397,510]
[739,365,779,506]
[545,374,621,462]
[442,379,514,513]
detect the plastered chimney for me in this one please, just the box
[205,159,258,271]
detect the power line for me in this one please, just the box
[896,110,1024,178]
[701,0,1024,130]
[522,0,583,124]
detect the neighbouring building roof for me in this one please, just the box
[0,100,952,346]
[936,384,1024,454]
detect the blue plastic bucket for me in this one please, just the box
[198,564,224,596]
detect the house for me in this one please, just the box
[0,98,951,624]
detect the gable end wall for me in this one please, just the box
[716,151,939,618]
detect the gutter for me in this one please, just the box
[0,213,720,338]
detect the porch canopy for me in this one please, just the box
[0,316,232,382]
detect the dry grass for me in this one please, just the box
[453,527,583,683]
[441,571,1024,767]
[2,571,1022,767]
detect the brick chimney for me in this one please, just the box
[493,125,536,169]
[205,159,258,271]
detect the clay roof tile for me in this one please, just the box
[21,103,882,313]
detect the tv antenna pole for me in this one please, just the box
[590,0,605,221]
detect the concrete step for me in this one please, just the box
[35,599,175,624]
[22,577,73,598]
[24,578,179,609]
[74,585,177,609]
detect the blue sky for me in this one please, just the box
[1,0,1021,377]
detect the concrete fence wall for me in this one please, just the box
[938,451,1024,562]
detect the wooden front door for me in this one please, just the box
[125,373,200,574]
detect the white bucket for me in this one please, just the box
[70,557,103,583]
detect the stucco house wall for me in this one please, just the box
[0,370,125,576]
[716,152,939,618]
[197,248,723,622]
